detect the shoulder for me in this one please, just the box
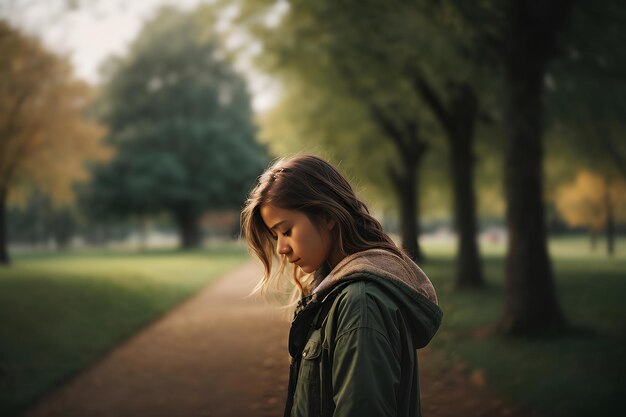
[334,276,401,308]
[327,278,403,337]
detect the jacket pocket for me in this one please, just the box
[292,329,322,417]
[302,329,322,364]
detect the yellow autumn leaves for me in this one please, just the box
[555,170,626,231]
[0,20,110,206]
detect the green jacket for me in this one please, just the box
[285,249,443,417]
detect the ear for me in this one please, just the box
[322,215,336,231]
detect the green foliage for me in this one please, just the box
[235,0,626,226]
[238,1,463,215]
[0,248,248,416]
[545,0,626,183]
[81,8,267,231]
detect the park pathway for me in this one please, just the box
[21,259,537,417]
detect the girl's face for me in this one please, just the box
[260,204,343,274]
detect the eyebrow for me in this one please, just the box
[270,220,287,230]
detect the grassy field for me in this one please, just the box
[423,236,626,417]
[0,236,624,417]
[0,246,249,416]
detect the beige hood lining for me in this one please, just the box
[312,248,438,305]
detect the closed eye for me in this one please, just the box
[283,228,292,237]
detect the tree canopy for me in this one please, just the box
[0,19,108,264]
[555,170,626,255]
[80,7,267,248]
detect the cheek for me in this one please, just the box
[296,226,324,257]
[308,229,331,260]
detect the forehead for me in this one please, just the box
[259,204,301,228]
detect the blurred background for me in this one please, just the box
[0,0,625,416]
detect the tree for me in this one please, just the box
[233,0,494,271]
[498,0,573,334]
[446,0,574,334]
[407,3,493,288]
[543,0,626,239]
[232,0,432,262]
[555,170,626,255]
[81,7,267,248]
[545,0,626,181]
[0,19,108,265]
[545,0,626,259]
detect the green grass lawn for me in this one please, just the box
[423,236,626,417]
[0,236,624,417]
[0,246,249,416]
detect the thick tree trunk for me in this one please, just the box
[448,85,484,289]
[368,103,427,264]
[389,158,423,263]
[451,137,484,288]
[500,67,565,334]
[175,212,201,249]
[0,187,9,265]
[412,77,484,288]
[499,2,569,335]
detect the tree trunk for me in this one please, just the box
[590,230,597,251]
[448,85,484,289]
[500,64,565,333]
[412,77,484,288]
[451,136,484,288]
[175,212,201,249]
[605,183,615,257]
[389,158,423,263]
[499,1,570,336]
[368,103,427,264]
[0,187,9,265]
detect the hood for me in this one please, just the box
[313,248,443,348]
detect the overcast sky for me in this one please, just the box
[1,0,279,112]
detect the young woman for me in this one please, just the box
[241,155,443,417]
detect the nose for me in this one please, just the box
[276,237,291,256]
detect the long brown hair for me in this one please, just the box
[240,154,402,305]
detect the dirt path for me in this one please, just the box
[21,260,538,417]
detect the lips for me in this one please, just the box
[290,258,301,264]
